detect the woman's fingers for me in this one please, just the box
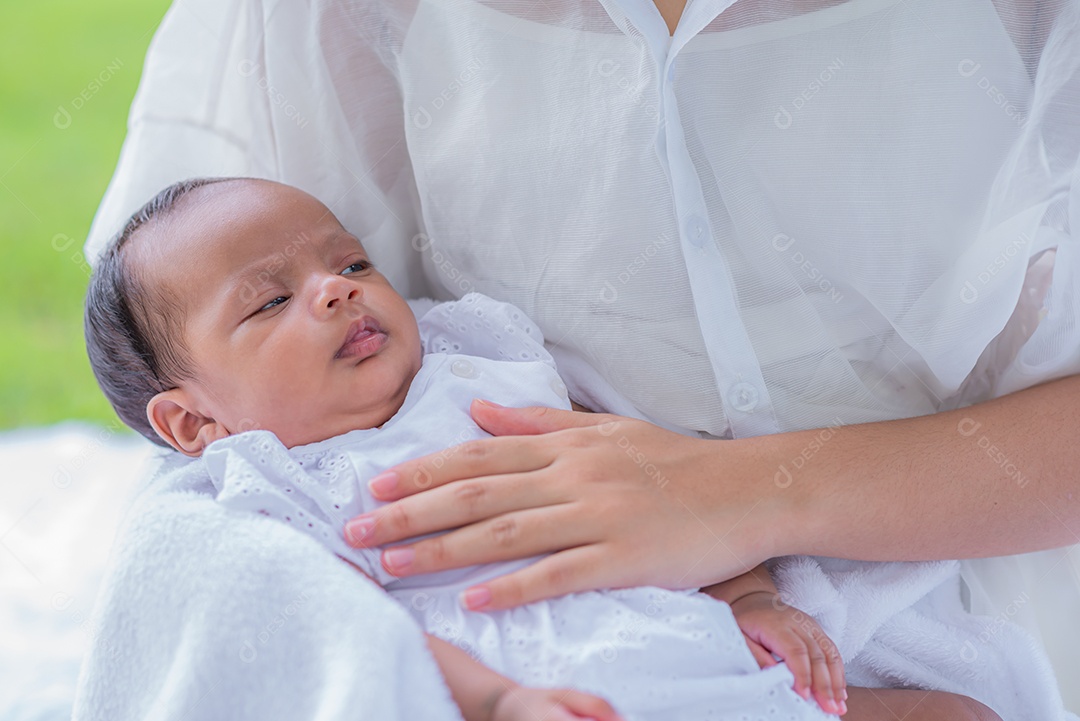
[366,432,554,502]
[346,469,567,549]
[379,504,593,578]
[458,544,613,611]
[346,407,782,606]
[471,400,617,438]
[366,403,613,503]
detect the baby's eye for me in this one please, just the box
[341,260,373,275]
[259,296,288,312]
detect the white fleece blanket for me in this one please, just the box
[70,446,463,721]
[768,555,1077,721]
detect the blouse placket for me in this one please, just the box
[603,0,781,437]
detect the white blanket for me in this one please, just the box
[69,445,463,720]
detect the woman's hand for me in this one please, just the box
[344,400,786,610]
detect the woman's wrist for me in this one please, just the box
[727,372,1080,562]
[738,429,817,558]
[691,431,802,564]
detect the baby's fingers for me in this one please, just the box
[815,630,846,711]
[795,628,844,715]
[743,635,779,669]
[771,629,816,702]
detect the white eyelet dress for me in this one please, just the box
[203,293,834,721]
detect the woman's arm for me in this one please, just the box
[773,372,1080,560]
[345,374,1080,609]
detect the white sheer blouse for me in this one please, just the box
[84,0,1080,698]
[87,0,1079,441]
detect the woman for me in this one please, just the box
[79,0,1079,718]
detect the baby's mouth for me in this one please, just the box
[336,316,387,361]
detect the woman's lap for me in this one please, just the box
[844,687,1003,721]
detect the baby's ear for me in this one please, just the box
[147,389,230,457]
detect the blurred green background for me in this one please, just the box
[0,0,172,430]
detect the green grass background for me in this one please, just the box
[0,0,171,430]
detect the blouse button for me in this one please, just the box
[685,214,709,247]
[728,382,759,413]
[550,377,568,399]
[451,359,477,379]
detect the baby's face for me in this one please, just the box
[141,179,422,449]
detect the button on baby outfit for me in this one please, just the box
[451,359,476,378]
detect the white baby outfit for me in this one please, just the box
[203,292,831,721]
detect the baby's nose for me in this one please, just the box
[315,275,361,312]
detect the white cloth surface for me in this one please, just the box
[0,424,154,721]
[77,0,1080,714]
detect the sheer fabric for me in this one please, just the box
[84,0,1080,704]
[88,0,1080,441]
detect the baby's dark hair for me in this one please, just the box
[84,177,244,447]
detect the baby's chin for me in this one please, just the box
[268,400,406,450]
[244,354,421,449]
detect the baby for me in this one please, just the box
[85,177,846,721]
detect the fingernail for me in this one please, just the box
[383,547,414,571]
[368,471,398,497]
[474,398,504,408]
[839,700,848,715]
[841,688,848,701]
[461,586,492,610]
[345,518,374,545]
[800,687,810,700]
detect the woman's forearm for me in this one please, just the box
[755,373,1080,560]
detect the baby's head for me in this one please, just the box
[85,177,423,456]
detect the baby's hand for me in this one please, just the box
[491,685,624,721]
[730,591,847,716]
